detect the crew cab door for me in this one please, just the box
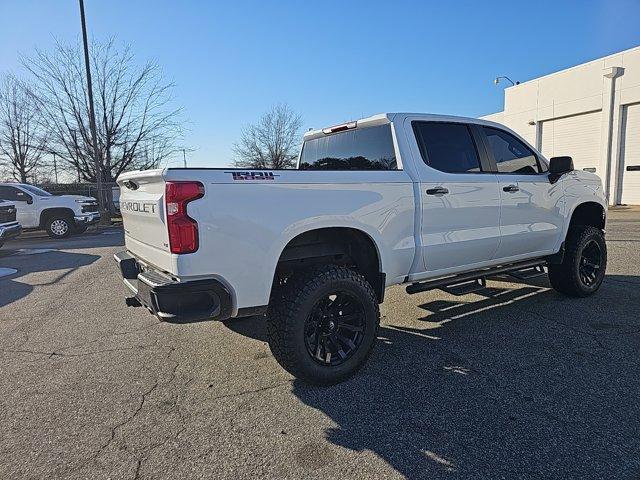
[0,185,37,227]
[409,120,501,273]
[479,126,564,259]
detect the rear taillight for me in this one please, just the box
[165,181,204,254]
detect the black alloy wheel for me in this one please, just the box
[578,239,602,287]
[304,292,366,366]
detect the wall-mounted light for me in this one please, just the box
[494,76,520,86]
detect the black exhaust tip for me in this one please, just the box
[125,296,142,307]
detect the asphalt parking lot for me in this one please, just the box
[1,210,639,480]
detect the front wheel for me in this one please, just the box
[267,265,380,385]
[45,215,73,239]
[548,225,607,297]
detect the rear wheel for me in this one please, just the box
[267,265,380,385]
[548,225,607,297]
[45,215,73,239]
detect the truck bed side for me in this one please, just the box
[118,168,415,313]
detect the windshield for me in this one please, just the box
[21,185,52,197]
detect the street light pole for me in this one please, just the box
[183,148,187,168]
[78,0,108,222]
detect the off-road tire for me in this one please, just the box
[548,225,607,297]
[266,265,380,385]
[45,215,73,239]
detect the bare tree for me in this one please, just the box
[22,39,182,187]
[0,75,48,182]
[233,104,302,169]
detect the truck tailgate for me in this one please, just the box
[117,169,173,272]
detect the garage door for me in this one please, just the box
[540,111,602,174]
[619,103,640,205]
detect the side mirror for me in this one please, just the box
[548,156,574,184]
[549,156,574,174]
[26,198,33,205]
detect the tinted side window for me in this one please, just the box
[0,186,19,201]
[299,124,397,170]
[413,122,482,173]
[483,127,541,174]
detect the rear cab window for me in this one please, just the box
[299,124,397,170]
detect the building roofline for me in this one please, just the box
[504,44,640,90]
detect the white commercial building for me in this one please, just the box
[482,45,640,205]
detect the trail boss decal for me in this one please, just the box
[226,171,280,181]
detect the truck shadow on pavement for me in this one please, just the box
[226,275,640,479]
[0,229,123,308]
[0,249,101,308]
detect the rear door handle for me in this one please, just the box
[426,187,449,195]
[503,184,519,193]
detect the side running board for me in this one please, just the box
[406,259,547,296]
[509,264,546,281]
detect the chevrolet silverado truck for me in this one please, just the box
[0,183,100,239]
[115,113,607,385]
[0,199,21,248]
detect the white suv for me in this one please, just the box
[0,183,100,239]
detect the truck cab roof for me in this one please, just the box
[303,112,508,141]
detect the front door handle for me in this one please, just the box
[426,187,449,195]
[503,184,519,193]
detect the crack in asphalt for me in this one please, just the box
[527,310,608,351]
[1,343,168,358]
[68,346,178,477]
[207,380,293,402]
[47,321,161,354]
[123,346,192,480]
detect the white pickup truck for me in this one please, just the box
[0,183,100,239]
[115,113,607,385]
[0,199,22,248]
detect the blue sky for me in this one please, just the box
[1,0,639,168]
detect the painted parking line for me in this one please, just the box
[0,268,17,278]
[14,248,57,255]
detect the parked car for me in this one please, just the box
[0,183,100,239]
[115,113,608,385]
[0,199,22,248]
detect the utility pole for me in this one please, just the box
[78,0,109,223]
[53,153,58,184]
[183,148,187,168]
